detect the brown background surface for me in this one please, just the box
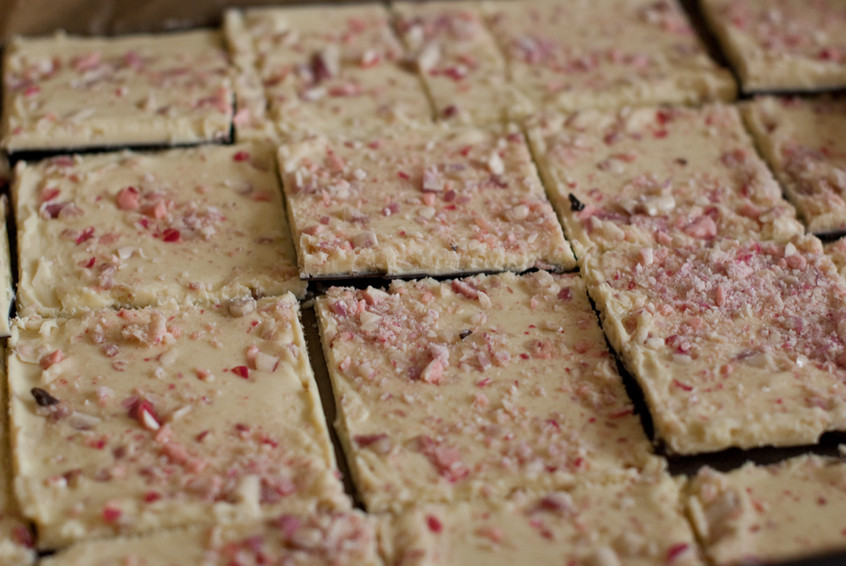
[0,0,350,40]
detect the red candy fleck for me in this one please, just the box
[656,109,673,125]
[251,191,273,202]
[442,104,459,118]
[83,257,96,269]
[609,407,634,419]
[667,543,689,562]
[52,156,75,167]
[451,279,479,300]
[143,491,162,503]
[354,433,389,448]
[116,186,140,210]
[102,505,122,523]
[417,435,469,483]
[39,349,66,369]
[819,47,841,61]
[672,378,693,392]
[426,515,443,533]
[87,436,107,450]
[145,200,167,219]
[44,202,67,218]
[233,151,251,162]
[12,525,34,548]
[128,398,160,430]
[231,365,250,379]
[76,227,95,245]
[162,228,181,242]
[40,187,60,202]
[196,368,213,381]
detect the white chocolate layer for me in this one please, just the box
[381,469,703,566]
[484,0,735,118]
[393,1,515,125]
[743,95,846,234]
[316,271,657,512]
[2,30,233,152]
[279,127,574,278]
[42,509,380,566]
[701,0,846,93]
[13,144,305,318]
[0,344,36,565]
[526,104,803,258]
[688,455,846,565]
[583,236,846,454]
[223,11,278,144]
[9,296,347,549]
[228,5,432,141]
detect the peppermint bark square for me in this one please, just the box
[483,0,735,118]
[393,1,515,125]
[526,104,803,258]
[0,344,36,565]
[381,469,703,566]
[688,455,846,565]
[701,0,846,93]
[1,30,233,153]
[226,5,432,141]
[743,95,846,234]
[583,236,846,454]
[315,271,658,512]
[13,144,305,318]
[279,127,574,278]
[42,509,380,566]
[8,296,348,549]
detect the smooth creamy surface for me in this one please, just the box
[316,271,658,513]
[381,469,702,566]
[483,0,735,118]
[688,455,846,565]
[393,1,515,125]
[1,30,233,152]
[743,95,846,234]
[0,344,37,566]
[8,296,347,549]
[583,236,846,454]
[279,127,575,278]
[701,0,846,93]
[228,5,432,141]
[14,144,305,318]
[0,197,13,337]
[525,104,803,258]
[43,509,381,566]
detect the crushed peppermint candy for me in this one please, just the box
[278,126,574,278]
[585,236,846,453]
[315,271,655,511]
